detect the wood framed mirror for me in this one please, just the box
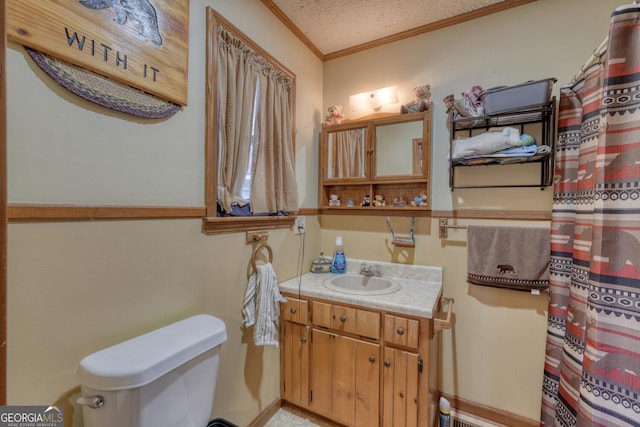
[319,107,432,214]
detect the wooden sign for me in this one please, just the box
[7,0,189,106]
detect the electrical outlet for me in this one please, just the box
[294,216,306,234]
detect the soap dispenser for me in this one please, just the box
[331,236,347,274]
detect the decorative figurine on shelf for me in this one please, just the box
[374,194,386,207]
[329,194,341,206]
[361,195,371,206]
[324,105,344,126]
[346,198,354,207]
[410,191,428,207]
[443,85,485,127]
[393,195,408,207]
[400,84,431,114]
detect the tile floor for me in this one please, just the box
[263,408,319,427]
[263,405,501,427]
[263,407,338,427]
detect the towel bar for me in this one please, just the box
[438,218,467,239]
[434,297,454,333]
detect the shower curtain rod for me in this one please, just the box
[568,37,608,86]
[568,1,639,86]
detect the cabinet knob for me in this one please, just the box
[369,356,376,363]
[384,360,391,368]
[300,337,307,344]
[396,327,404,336]
[290,307,297,314]
[340,315,347,323]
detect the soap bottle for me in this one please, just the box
[331,236,347,274]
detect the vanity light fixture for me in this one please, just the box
[349,86,399,114]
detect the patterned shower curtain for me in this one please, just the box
[541,7,640,427]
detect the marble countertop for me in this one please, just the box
[279,259,443,319]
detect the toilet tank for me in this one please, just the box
[77,314,228,427]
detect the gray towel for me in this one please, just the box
[467,225,550,291]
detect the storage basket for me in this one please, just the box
[481,78,556,115]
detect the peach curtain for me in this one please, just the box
[216,27,256,213]
[332,129,365,178]
[251,63,298,213]
[216,28,298,214]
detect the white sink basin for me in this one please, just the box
[323,275,401,295]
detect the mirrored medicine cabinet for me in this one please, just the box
[320,106,432,215]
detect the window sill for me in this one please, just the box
[201,215,295,235]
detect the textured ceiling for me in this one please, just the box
[263,0,536,60]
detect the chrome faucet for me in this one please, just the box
[360,264,381,277]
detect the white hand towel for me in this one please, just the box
[242,263,287,346]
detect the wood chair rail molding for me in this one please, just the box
[7,204,205,221]
[7,204,296,235]
[7,205,551,222]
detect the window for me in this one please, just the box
[203,8,298,234]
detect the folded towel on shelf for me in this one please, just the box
[467,225,550,291]
[450,127,526,160]
[242,262,287,346]
[465,142,538,159]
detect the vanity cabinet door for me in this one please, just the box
[310,329,333,416]
[310,329,380,427]
[382,347,419,427]
[281,322,310,408]
[354,338,381,427]
[332,333,357,425]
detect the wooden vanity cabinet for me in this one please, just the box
[281,295,434,427]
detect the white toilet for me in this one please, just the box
[76,314,228,427]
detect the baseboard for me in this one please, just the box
[440,393,538,427]
[247,398,282,427]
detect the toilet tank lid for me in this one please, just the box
[77,314,227,391]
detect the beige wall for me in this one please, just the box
[323,0,618,212]
[6,0,624,426]
[320,0,620,422]
[7,0,322,426]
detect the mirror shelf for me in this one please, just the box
[319,107,432,216]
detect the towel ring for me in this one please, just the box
[251,243,273,271]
